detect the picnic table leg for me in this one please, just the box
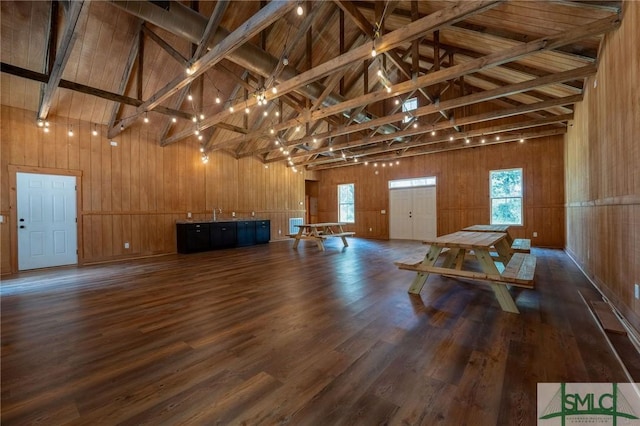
[292,228,304,249]
[408,246,442,294]
[475,249,519,313]
[494,238,512,264]
[340,236,349,247]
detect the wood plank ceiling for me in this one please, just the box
[1,0,622,170]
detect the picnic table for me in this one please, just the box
[395,230,536,314]
[290,222,355,251]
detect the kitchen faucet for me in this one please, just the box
[213,208,222,221]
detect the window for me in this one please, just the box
[402,97,417,123]
[490,168,523,225]
[389,176,436,189]
[338,183,355,223]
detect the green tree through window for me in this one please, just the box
[338,183,355,223]
[490,168,523,225]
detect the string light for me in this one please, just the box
[200,113,205,120]
[192,116,197,123]
[68,126,74,137]
[187,93,193,101]
[229,106,234,113]
[296,3,303,15]
[92,124,98,136]
[520,138,525,143]
[37,120,44,127]
[272,87,278,94]
[431,130,436,136]
[172,117,177,123]
[465,138,470,144]
[143,112,149,124]
[215,95,221,104]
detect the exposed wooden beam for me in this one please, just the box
[257,65,594,160]
[310,128,567,170]
[265,96,581,162]
[37,0,85,120]
[142,25,188,66]
[166,0,503,145]
[159,0,230,143]
[107,21,143,134]
[113,0,295,138]
[1,62,194,122]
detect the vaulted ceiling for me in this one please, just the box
[1,0,622,170]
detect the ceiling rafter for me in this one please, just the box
[259,66,594,162]
[163,0,503,146]
[37,0,86,120]
[110,0,296,138]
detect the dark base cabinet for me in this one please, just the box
[176,220,270,253]
[176,223,211,253]
[255,220,270,244]
[236,220,256,247]
[211,222,237,249]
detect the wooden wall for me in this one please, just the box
[0,105,305,274]
[565,1,640,333]
[317,135,566,248]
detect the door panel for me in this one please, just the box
[389,189,413,239]
[17,173,78,270]
[389,186,437,241]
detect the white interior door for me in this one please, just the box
[411,186,437,241]
[389,186,436,241]
[17,172,78,270]
[389,188,413,239]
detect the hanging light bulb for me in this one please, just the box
[275,111,280,117]
[200,146,204,152]
[245,106,250,114]
[172,117,177,123]
[282,55,289,66]
[92,124,98,136]
[187,93,193,101]
[68,126,74,137]
[272,87,277,94]
[200,113,205,120]
[37,119,44,127]
[215,95,221,104]
[465,138,470,144]
[520,138,525,143]
[386,86,392,93]
[192,116,197,123]
[44,127,50,133]
[296,4,303,15]
[431,130,436,136]
[198,135,203,141]
[143,112,149,124]
[413,122,418,129]
[263,111,268,117]
[195,129,200,135]
[186,65,194,75]
[229,106,234,113]
[449,136,454,141]
[270,128,275,134]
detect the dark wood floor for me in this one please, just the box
[1,238,629,425]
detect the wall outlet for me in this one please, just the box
[381,210,386,214]
[251,211,255,217]
[369,227,373,232]
[124,242,130,249]
[110,140,118,146]
[187,212,192,218]
[635,283,639,300]
[278,229,282,235]
[533,231,538,237]
[232,211,236,217]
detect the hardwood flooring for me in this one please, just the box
[1,238,630,425]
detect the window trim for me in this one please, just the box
[402,97,418,123]
[489,168,523,226]
[337,183,355,223]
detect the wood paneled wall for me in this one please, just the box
[317,135,566,247]
[565,1,640,333]
[0,105,305,274]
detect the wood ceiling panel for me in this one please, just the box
[0,0,622,169]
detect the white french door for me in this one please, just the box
[17,172,78,270]
[389,186,437,241]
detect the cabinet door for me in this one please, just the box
[255,220,270,243]
[236,221,256,246]
[177,223,211,253]
[211,222,237,249]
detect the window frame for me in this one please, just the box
[489,168,523,226]
[402,97,418,123]
[337,183,355,223]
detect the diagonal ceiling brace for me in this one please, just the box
[37,0,86,121]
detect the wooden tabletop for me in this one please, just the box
[296,222,345,228]
[462,224,511,232]
[423,231,507,249]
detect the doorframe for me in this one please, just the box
[8,165,83,274]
